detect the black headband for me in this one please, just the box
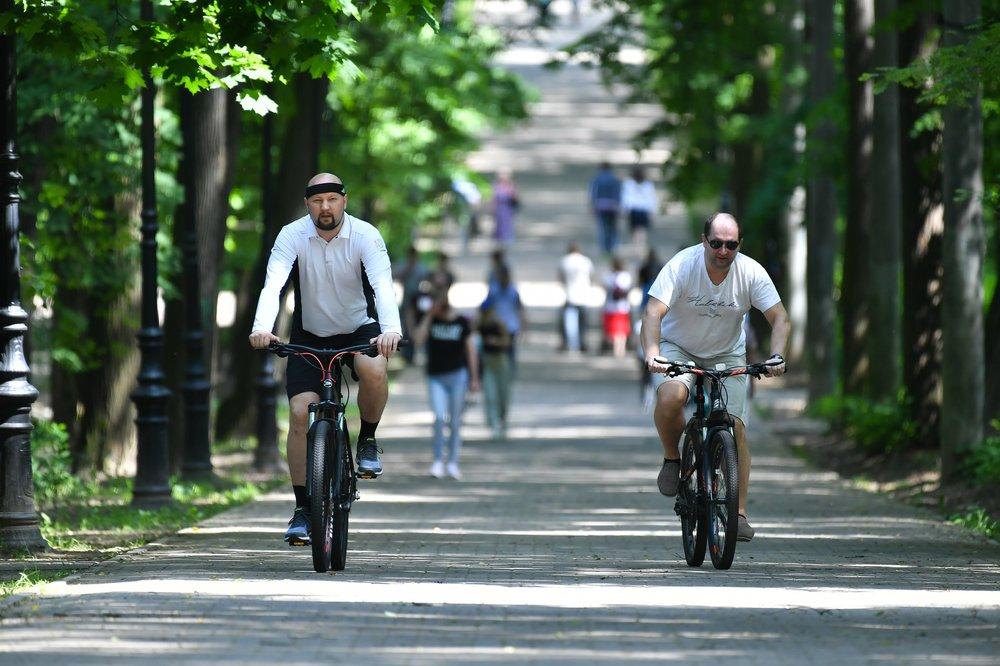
[305,182,346,198]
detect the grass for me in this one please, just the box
[38,474,285,552]
[0,569,71,599]
[948,507,1000,541]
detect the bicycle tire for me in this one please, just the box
[308,419,333,573]
[330,419,350,571]
[677,431,707,567]
[707,429,739,569]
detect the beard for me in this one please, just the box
[313,212,342,232]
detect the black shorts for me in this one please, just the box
[285,322,381,399]
[629,209,651,230]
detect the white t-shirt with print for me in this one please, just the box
[647,244,780,358]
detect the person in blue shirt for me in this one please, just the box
[588,162,622,255]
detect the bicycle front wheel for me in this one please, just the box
[677,432,707,567]
[707,429,739,569]
[308,419,334,573]
[330,420,351,571]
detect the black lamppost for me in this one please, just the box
[130,0,172,508]
[178,93,212,482]
[0,13,47,553]
[254,93,281,472]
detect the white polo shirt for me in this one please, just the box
[252,213,402,337]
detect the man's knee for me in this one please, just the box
[355,355,387,385]
[655,382,688,415]
[289,395,314,427]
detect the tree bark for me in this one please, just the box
[214,74,327,440]
[805,0,838,402]
[899,10,942,448]
[940,0,984,482]
[841,0,874,396]
[867,0,902,402]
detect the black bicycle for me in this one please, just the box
[654,356,782,570]
[267,340,402,573]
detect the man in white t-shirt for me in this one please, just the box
[640,213,788,541]
[249,173,402,546]
[558,242,594,353]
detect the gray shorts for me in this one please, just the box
[652,341,749,424]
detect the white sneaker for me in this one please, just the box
[446,461,462,480]
[429,460,445,478]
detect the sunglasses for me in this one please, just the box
[707,238,740,251]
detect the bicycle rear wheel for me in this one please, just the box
[330,420,351,571]
[308,419,333,573]
[707,429,739,569]
[676,431,707,567]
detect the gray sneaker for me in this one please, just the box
[657,459,680,497]
[357,436,383,479]
[737,514,755,542]
[284,507,310,546]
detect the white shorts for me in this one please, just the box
[652,341,749,425]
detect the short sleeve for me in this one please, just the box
[647,259,680,308]
[750,264,781,312]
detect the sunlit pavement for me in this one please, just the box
[2,2,998,664]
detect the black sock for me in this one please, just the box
[665,457,680,464]
[293,485,308,508]
[359,419,379,440]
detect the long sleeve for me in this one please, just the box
[251,226,296,334]
[360,231,403,335]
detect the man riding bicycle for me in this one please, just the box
[249,173,402,545]
[641,213,788,541]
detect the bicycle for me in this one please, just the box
[653,355,782,570]
[267,340,406,573]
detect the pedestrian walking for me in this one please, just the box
[636,248,662,408]
[478,304,513,439]
[491,170,519,247]
[558,242,594,353]
[481,263,525,371]
[621,167,658,251]
[486,248,508,292]
[588,162,622,255]
[451,177,482,248]
[413,290,480,480]
[602,256,632,358]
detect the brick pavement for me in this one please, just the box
[2,3,998,663]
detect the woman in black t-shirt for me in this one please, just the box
[413,290,480,479]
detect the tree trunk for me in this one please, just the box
[214,74,328,440]
[984,249,999,432]
[805,0,838,402]
[840,0,874,396]
[899,10,942,448]
[783,1,807,365]
[867,0,902,402]
[940,0,984,482]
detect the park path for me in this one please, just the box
[2,2,999,663]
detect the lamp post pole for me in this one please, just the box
[0,12,47,553]
[130,0,172,508]
[254,91,281,472]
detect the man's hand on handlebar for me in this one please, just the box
[764,353,786,377]
[249,330,280,349]
[370,331,402,359]
[646,354,673,375]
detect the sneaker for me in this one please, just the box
[737,514,755,542]
[446,461,462,480]
[657,459,680,497]
[284,507,310,546]
[429,459,445,478]
[357,436,383,479]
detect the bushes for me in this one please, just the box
[810,393,920,455]
[965,420,1000,486]
[30,419,93,514]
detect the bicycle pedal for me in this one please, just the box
[357,469,380,480]
[286,537,310,547]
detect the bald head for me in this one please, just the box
[308,173,342,187]
[703,212,741,240]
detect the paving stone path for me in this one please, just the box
[2,3,998,664]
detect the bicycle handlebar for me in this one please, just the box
[266,339,410,359]
[652,356,784,380]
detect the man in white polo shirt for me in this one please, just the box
[641,212,788,542]
[249,173,402,545]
